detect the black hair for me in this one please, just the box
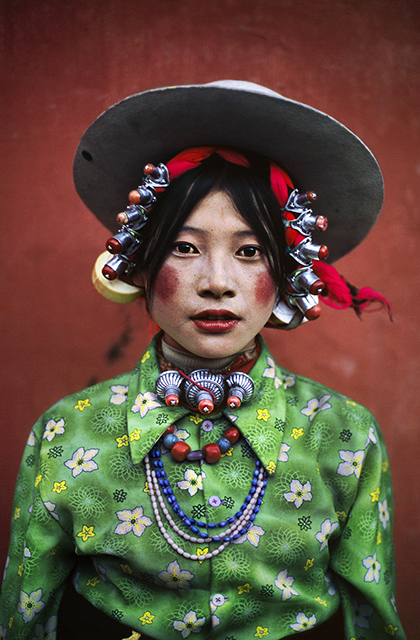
[136,152,288,302]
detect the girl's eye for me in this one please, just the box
[237,245,262,258]
[173,242,199,255]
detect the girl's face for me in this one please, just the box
[148,190,277,359]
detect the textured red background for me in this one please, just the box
[1,1,418,636]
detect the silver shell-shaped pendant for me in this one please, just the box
[225,372,254,408]
[184,369,225,413]
[155,370,184,406]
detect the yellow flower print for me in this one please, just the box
[336,511,347,522]
[303,558,314,571]
[384,624,398,636]
[14,507,21,520]
[291,428,304,440]
[237,583,253,594]
[189,414,203,425]
[74,399,91,411]
[139,611,155,625]
[116,434,129,448]
[144,481,150,495]
[196,548,209,564]
[52,480,67,494]
[35,474,42,487]
[141,350,151,363]
[370,487,380,502]
[18,564,24,577]
[255,626,269,638]
[266,461,276,476]
[382,460,389,473]
[120,563,133,574]
[87,577,100,586]
[50,546,59,556]
[315,597,327,607]
[377,531,382,545]
[129,428,142,441]
[77,525,96,542]
[257,409,270,422]
[8,616,14,629]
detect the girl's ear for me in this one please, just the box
[92,252,145,303]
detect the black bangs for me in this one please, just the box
[136,152,287,302]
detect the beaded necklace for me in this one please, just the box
[144,446,267,561]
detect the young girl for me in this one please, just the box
[0,81,405,640]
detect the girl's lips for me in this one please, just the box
[191,310,240,333]
[192,318,239,333]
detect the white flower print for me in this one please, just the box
[351,596,373,629]
[379,499,390,530]
[18,588,45,622]
[262,356,282,388]
[363,552,381,583]
[324,572,337,596]
[110,385,129,405]
[366,426,377,446]
[131,391,162,417]
[315,518,339,552]
[43,418,65,442]
[33,615,57,639]
[290,613,317,632]
[274,569,299,601]
[232,525,265,548]
[337,450,365,479]
[65,447,99,477]
[44,501,59,521]
[278,442,291,462]
[177,469,206,496]
[281,374,296,389]
[114,506,153,537]
[0,625,7,639]
[173,610,206,638]
[27,431,36,446]
[301,395,331,421]
[284,479,312,508]
[158,560,194,590]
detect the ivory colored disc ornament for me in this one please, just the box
[92,252,144,303]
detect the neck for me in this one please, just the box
[161,337,256,373]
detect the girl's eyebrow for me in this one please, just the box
[179,225,258,239]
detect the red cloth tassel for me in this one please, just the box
[312,261,393,320]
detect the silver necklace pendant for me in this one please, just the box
[225,372,254,409]
[155,371,183,406]
[184,370,225,414]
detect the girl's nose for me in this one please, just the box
[197,259,236,299]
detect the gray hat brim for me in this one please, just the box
[73,80,383,263]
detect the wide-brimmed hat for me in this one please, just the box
[73,80,383,264]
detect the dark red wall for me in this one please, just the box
[1,1,418,636]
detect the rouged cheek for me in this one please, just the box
[255,270,276,306]
[153,264,180,302]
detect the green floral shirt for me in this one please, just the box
[0,335,406,640]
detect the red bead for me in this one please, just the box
[162,425,175,437]
[128,190,141,204]
[166,394,179,407]
[318,245,329,260]
[224,426,240,444]
[171,440,191,462]
[305,304,322,321]
[101,264,117,280]
[202,443,221,464]
[308,279,325,295]
[315,215,328,231]
[227,395,241,409]
[198,398,214,414]
[143,164,155,175]
[106,237,122,254]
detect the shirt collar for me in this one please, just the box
[126,334,286,474]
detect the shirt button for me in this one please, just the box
[202,420,213,432]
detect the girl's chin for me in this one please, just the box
[163,332,255,360]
